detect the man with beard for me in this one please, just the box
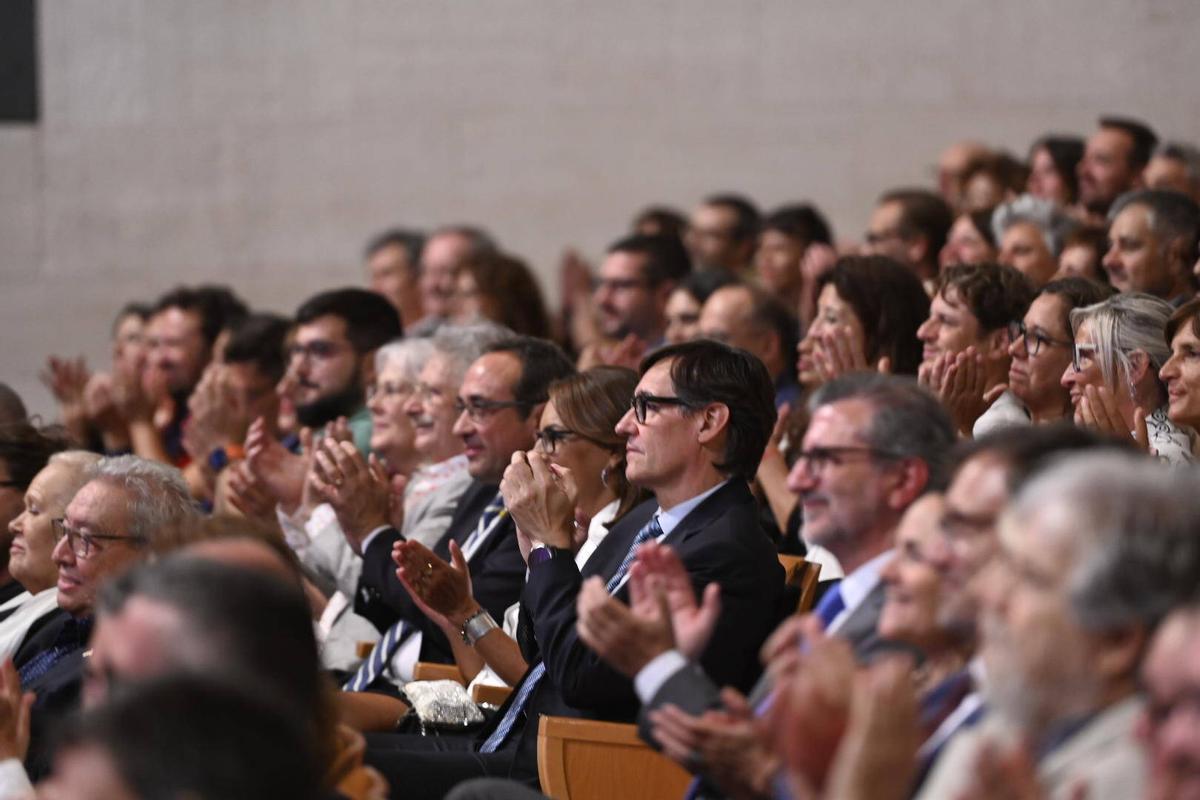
[917,452,1200,800]
[289,288,403,455]
[1076,116,1158,220]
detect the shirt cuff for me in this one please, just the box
[634,649,688,704]
[0,757,33,796]
[359,525,394,555]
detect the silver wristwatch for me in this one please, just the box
[460,609,499,646]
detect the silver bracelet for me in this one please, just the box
[460,609,499,646]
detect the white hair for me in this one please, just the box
[375,338,435,382]
[86,455,198,549]
[992,194,1078,256]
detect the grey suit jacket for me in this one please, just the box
[640,579,907,742]
[402,463,473,548]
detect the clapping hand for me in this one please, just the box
[1076,385,1149,451]
[244,416,307,512]
[0,659,32,762]
[309,436,398,554]
[394,539,477,629]
[919,347,993,435]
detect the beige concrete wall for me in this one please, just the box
[3,0,1199,417]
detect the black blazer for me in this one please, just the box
[483,480,785,779]
[15,610,89,781]
[355,480,527,665]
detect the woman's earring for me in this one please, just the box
[600,466,611,488]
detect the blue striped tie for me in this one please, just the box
[342,619,414,692]
[462,493,506,555]
[479,513,664,753]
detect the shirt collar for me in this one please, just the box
[656,480,729,537]
[837,548,894,615]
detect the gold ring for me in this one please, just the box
[425,562,434,575]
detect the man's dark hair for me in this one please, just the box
[704,193,762,245]
[675,269,738,306]
[809,373,956,491]
[59,675,323,800]
[1039,277,1116,339]
[878,188,954,264]
[950,422,1136,497]
[1110,190,1200,284]
[935,262,1036,332]
[1099,115,1159,171]
[641,340,776,480]
[816,255,931,376]
[0,422,71,490]
[608,233,692,285]
[97,556,334,765]
[632,206,688,240]
[221,313,292,385]
[364,228,426,273]
[762,204,833,246]
[153,286,249,346]
[1165,296,1200,345]
[294,287,403,353]
[485,336,576,416]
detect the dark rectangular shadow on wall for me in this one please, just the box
[0,0,38,122]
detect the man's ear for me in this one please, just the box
[525,401,547,435]
[906,234,931,269]
[695,402,731,447]
[886,458,930,511]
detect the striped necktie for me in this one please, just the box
[479,513,664,753]
[343,492,507,693]
[461,493,506,558]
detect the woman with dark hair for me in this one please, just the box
[1159,298,1200,437]
[389,366,647,693]
[453,252,552,340]
[760,256,929,558]
[1004,277,1115,425]
[796,255,931,384]
[663,269,737,345]
[939,208,998,269]
[1027,135,1085,207]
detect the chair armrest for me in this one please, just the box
[470,683,513,707]
[412,661,467,685]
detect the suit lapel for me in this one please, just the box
[659,480,753,548]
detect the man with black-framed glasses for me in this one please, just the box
[11,454,196,779]
[351,336,575,691]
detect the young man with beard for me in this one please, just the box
[289,288,404,454]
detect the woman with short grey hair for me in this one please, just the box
[1062,293,1192,464]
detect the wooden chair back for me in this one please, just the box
[537,716,692,800]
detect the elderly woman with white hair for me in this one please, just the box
[1061,293,1192,464]
[992,194,1078,289]
[0,451,101,657]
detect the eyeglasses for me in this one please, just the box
[367,381,414,401]
[630,393,692,424]
[1071,343,1099,372]
[534,426,608,455]
[52,518,147,559]
[794,446,899,473]
[0,481,20,490]
[454,396,534,423]
[1009,321,1072,358]
[288,340,347,362]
